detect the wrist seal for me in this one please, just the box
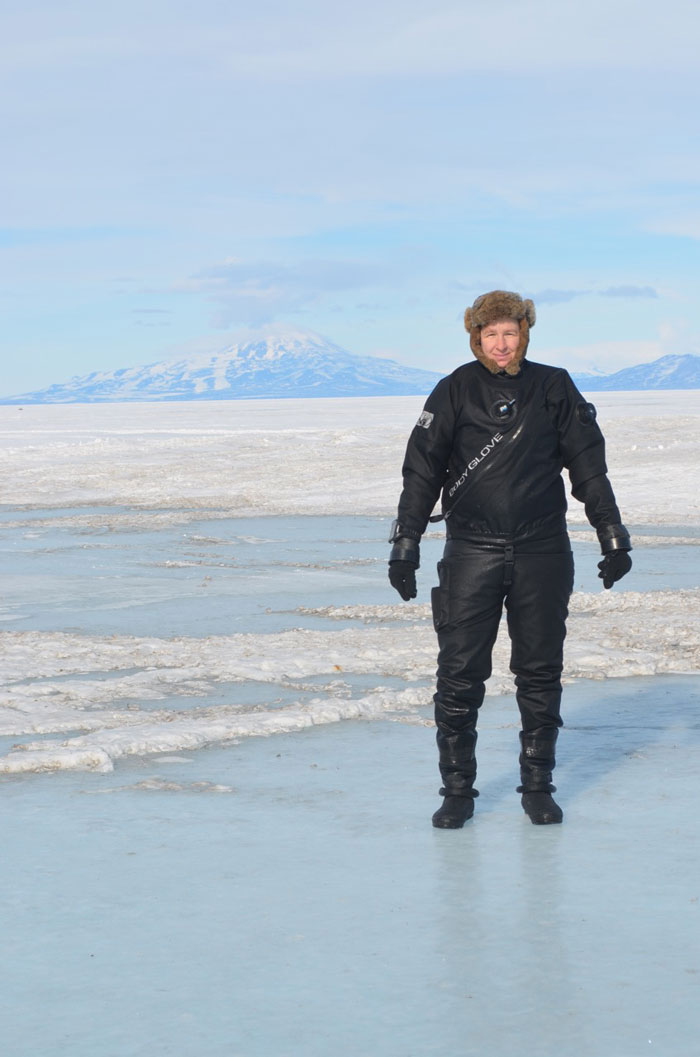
[389,537,420,567]
[597,524,632,554]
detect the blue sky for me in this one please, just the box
[2,0,700,394]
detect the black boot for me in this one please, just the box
[432,789,478,829]
[518,728,563,825]
[520,791,562,825]
[433,708,479,828]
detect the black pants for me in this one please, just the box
[431,537,574,795]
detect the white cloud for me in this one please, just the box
[3,0,699,80]
[174,257,397,327]
[600,286,658,299]
[204,0,700,78]
[532,289,585,305]
[646,214,700,241]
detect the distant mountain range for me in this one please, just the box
[0,331,443,404]
[571,354,700,391]
[2,334,699,404]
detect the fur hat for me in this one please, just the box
[464,290,536,376]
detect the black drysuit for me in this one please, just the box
[394,358,624,796]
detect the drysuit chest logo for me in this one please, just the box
[448,432,504,497]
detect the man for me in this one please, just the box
[388,290,632,828]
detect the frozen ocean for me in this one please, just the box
[1,393,699,1056]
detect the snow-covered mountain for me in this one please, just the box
[0,330,444,404]
[4,337,699,405]
[572,354,700,391]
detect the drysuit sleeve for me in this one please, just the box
[547,370,609,489]
[547,370,630,550]
[395,376,456,536]
[571,473,622,531]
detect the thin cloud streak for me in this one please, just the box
[5,1,699,79]
[531,290,584,305]
[601,286,658,299]
[176,257,399,327]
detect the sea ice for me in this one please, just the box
[1,390,699,523]
[1,676,698,1057]
[0,393,699,775]
[0,393,699,1056]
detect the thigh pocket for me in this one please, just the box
[431,560,450,631]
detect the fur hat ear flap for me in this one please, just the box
[464,306,483,360]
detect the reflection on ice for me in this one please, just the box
[0,513,395,635]
[2,512,700,642]
[2,676,699,1057]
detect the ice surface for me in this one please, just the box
[2,677,699,1057]
[1,393,699,1055]
[0,392,698,776]
[1,390,699,522]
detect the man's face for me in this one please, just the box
[480,318,521,370]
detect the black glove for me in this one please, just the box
[387,521,420,601]
[389,561,417,601]
[597,550,632,589]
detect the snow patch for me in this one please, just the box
[1,392,699,523]
[1,587,698,774]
